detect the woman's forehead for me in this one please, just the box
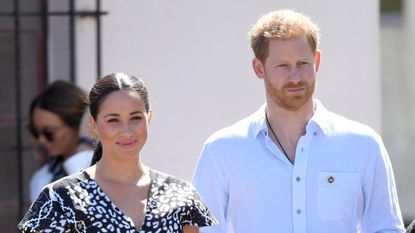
[98,90,146,114]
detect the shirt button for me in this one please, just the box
[296,209,302,214]
[296,176,301,182]
[313,132,317,135]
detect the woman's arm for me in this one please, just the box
[183,225,199,233]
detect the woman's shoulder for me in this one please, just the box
[147,169,218,227]
[149,168,199,200]
[150,168,193,188]
[31,170,95,210]
[45,170,90,192]
[18,171,96,233]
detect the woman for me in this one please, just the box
[28,80,93,202]
[19,73,217,233]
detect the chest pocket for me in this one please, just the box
[317,172,361,221]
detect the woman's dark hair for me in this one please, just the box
[89,73,150,165]
[29,80,87,130]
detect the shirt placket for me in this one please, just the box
[292,127,315,233]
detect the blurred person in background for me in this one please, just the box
[27,80,93,202]
[407,219,415,232]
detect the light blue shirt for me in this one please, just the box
[193,101,404,233]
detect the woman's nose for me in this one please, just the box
[120,123,133,135]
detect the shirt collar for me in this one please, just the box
[249,103,267,139]
[308,99,331,135]
[249,100,331,139]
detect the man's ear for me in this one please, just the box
[252,58,266,79]
[147,110,152,125]
[314,50,321,72]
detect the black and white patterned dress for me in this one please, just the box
[18,169,217,233]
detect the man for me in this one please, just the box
[192,9,405,233]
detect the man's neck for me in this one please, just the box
[266,99,315,133]
[265,98,315,160]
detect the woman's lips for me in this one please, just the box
[117,140,137,148]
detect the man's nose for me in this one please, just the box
[288,67,301,83]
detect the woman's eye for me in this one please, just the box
[107,118,118,123]
[131,116,142,120]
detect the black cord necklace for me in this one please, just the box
[265,112,291,163]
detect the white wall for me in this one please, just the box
[74,0,380,181]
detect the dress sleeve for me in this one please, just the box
[18,186,74,232]
[181,185,218,228]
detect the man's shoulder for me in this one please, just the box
[320,109,383,151]
[321,109,382,142]
[205,111,259,144]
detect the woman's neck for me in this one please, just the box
[94,158,148,185]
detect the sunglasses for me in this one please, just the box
[28,125,64,142]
